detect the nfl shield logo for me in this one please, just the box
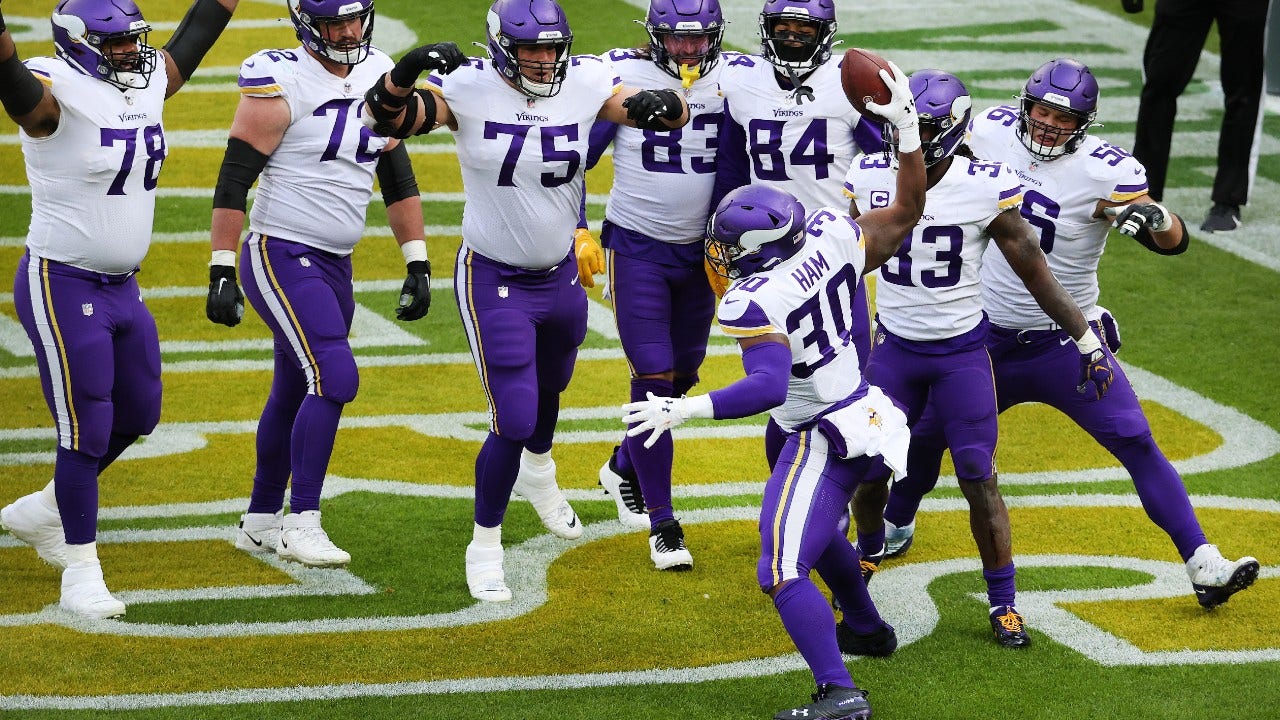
[498,285,509,298]
[81,303,94,317]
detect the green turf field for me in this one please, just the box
[1,1,1278,718]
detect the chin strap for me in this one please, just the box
[784,66,815,104]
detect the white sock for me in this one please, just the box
[65,542,99,566]
[473,523,501,547]
[38,479,58,511]
[522,449,554,471]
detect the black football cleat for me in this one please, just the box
[989,605,1031,648]
[859,547,885,585]
[773,684,871,720]
[836,621,897,657]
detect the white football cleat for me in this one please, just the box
[598,447,649,531]
[277,510,351,568]
[60,560,125,620]
[513,450,582,540]
[465,541,512,602]
[649,519,693,571]
[235,511,282,554]
[1,490,68,569]
[884,518,915,558]
[1186,543,1260,609]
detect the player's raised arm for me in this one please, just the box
[362,43,465,138]
[848,62,926,272]
[160,0,237,97]
[0,4,59,135]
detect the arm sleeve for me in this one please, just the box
[375,142,419,206]
[587,119,618,170]
[710,102,750,212]
[708,341,792,419]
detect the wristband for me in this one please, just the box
[1148,202,1174,233]
[1072,329,1102,355]
[896,123,921,154]
[210,249,237,267]
[400,239,428,264]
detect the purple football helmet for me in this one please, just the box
[486,0,573,98]
[52,0,156,91]
[706,185,808,280]
[1018,58,1098,160]
[290,0,375,67]
[644,0,725,79]
[758,0,838,77]
[904,69,972,168]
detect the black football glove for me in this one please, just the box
[1077,347,1114,400]
[1122,0,1143,13]
[206,264,244,327]
[389,42,466,87]
[1104,202,1172,237]
[396,259,432,321]
[622,89,682,126]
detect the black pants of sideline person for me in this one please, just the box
[1132,0,1269,207]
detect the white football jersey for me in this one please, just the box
[429,56,619,269]
[968,105,1149,329]
[600,48,724,242]
[843,153,1023,340]
[240,47,394,255]
[717,208,868,431]
[20,55,170,274]
[718,53,871,212]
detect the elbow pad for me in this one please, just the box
[376,142,419,205]
[212,137,269,211]
[164,0,233,81]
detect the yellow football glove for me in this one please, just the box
[574,228,605,288]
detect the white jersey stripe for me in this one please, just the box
[245,235,318,395]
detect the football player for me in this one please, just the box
[587,0,728,570]
[712,0,884,468]
[622,62,922,720]
[843,69,1110,648]
[881,58,1260,610]
[0,0,238,619]
[204,0,442,568]
[362,0,689,602]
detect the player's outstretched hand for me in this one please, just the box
[1103,203,1172,237]
[206,265,244,327]
[397,260,432,321]
[622,89,682,126]
[865,60,918,131]
[1073,330,1114,400]
[574,228,604,288]
[389,42,465,87]
[622,392,692,449]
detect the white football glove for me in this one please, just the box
[866,60,920,153]
[621,392,714,449]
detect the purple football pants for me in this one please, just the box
[14,252,161,544]
[454,246,587,527]
[759,428,888,688]
[240,234,357,514]
[885,322,1207,560]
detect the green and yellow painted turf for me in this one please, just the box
[0,1,1277,718]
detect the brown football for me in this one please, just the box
[840,48,893,122]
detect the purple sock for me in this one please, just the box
[287,395,344,513]
[248,380,305,514]
[816,539,885,634]
[625,377,676,525]
[1110,436,1207,560]
[983,562,1017,608]
[54,447,100,545]
[475,431,523,527]
[97,432,139,473]
[856,529,885,558]
[772,579,854,688]
[525,389,559,456]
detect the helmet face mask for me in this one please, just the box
[705,185,808,280]
[52,0,157,91]
[487,0,573,98]
[645,0,724,79]
[290,0,376,67]
[893,69,971,168]
[1016,58,1098,161]
[758,0,837,77]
